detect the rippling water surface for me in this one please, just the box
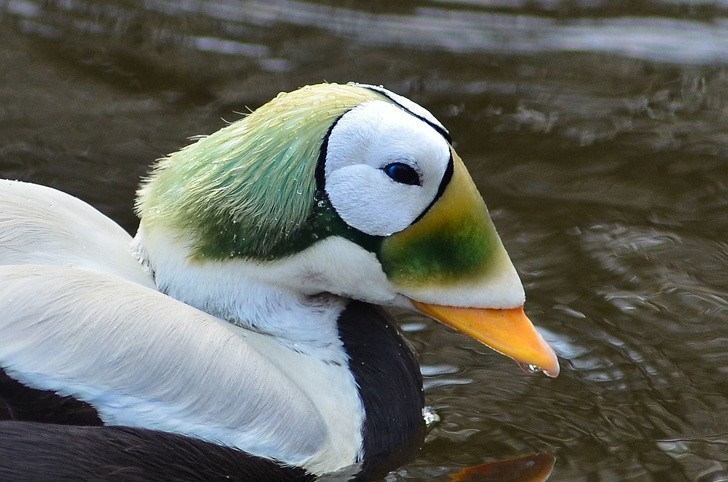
[1,1,727,480]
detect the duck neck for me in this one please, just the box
[132,226,426,476]
[132,227,348,363]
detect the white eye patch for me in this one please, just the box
[323,100,451,237]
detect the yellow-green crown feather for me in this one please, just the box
[136,83,381,261]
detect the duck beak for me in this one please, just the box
[410,301,560,377]
[379,149,559,377]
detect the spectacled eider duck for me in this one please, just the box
[0,83,559,481]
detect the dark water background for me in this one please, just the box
[1,1,727,480]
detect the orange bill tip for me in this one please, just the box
[410,301,560,377]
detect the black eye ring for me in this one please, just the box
[382,162,421,186]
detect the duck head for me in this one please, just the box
[134,82,559,377]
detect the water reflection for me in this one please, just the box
[6,0,728,64]
[148,0,728,63]
[449,452,554,482]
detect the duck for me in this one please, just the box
[0,82,559,481]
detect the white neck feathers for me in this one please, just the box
[133,223,406,352]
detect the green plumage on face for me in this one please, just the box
[378,152,504,288]
[136,84,381,261]
[380,207,498,285]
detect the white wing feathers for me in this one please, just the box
[0,180,331,468]
[0,180,153,286]
[0,265,327,465]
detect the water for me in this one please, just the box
[1,1,727,480]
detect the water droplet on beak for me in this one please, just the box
[519,362,543,375]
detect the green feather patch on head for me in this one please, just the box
[378,152,505,288]
[136,83,381,261]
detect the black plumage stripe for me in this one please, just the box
[0,367,102,426]
[357,84,452,143]
[411,149,454,226]
[337,301,425,481]
[315,112,345,194]
[0,422,314,482]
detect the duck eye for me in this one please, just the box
[382,162,421,186]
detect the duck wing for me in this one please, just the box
[0,265,328,469]
[0,180,153,287]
